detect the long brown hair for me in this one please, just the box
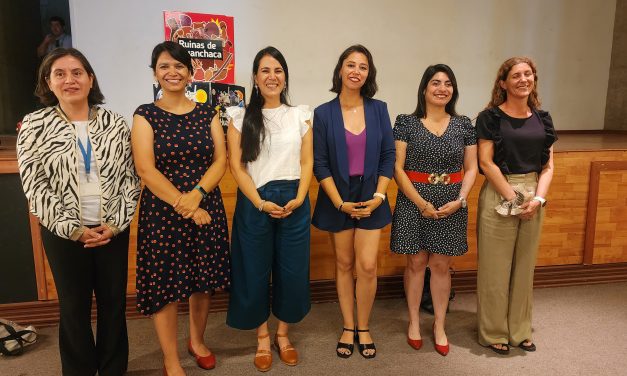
[486,56,540,109]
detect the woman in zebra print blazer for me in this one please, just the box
[16,48,140,376]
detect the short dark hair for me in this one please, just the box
[35,48,105,106]
[330,44,378,98]
[412,64,459,118]
[49,16,65,27]
[150,41,193,73]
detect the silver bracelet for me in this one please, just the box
[258,200,266,212]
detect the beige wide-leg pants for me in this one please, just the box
[476,172,544,347]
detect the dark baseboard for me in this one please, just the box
[556,130,627,134]
[2,263,626,327]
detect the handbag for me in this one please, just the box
[494,183,534,216]
[0,318,37,356]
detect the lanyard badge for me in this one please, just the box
[77,137,92,182]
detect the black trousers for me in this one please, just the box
[41,226,130,376]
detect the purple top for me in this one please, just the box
[345,128,366,176]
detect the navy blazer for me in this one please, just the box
[311,97,396,232]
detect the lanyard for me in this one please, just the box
[77,137,92,178]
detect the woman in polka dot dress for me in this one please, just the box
[132,41,230,375]
[390,64,477,356]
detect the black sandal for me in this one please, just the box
[519,341,536,352]
[355,328,376,359]
[488,344,510,355]
[336,327,355,358]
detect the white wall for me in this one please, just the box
[69,0,616,130]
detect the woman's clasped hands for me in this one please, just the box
[173,190,212,226]
[259,197,304,219]
[420,199,462,220]
[342,196,383,219]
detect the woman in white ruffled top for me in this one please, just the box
[225,46,313,372]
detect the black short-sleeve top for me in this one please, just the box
[475,107,557,174]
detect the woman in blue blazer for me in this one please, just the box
[312,44,395,359]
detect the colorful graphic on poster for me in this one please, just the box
[152,82,245,133]
[153,82,211,104]
[163,11,235,84]
[211,83,245,131]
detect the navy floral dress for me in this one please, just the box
[134,103,230,315]
[390,114,476,256]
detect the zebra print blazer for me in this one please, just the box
[17,106,140,240]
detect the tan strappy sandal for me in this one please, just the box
[274,332,298,366]
[254,333,272,372]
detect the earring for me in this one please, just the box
[283,83,287,92]
[254,84,258,93]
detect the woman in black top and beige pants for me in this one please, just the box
[476,57,557,355]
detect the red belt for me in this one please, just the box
[404,170,463,185]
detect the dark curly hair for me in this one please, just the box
[35,48,105,106]
[487,56,541,110]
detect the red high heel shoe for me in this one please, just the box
[188,339,216,369]
[432,324,449,356]
[407,336,423,350]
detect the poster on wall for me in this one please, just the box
[163,11,235,84]
[152,81,245,133]
[211,83,246,131]
[153,82,211,104]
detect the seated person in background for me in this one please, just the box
[37,16,72,58]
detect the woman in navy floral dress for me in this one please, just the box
[132,41,230,375]
[391,64,477,357]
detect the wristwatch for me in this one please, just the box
[373,192,386,201]
[533,196,547,207]
[458,196,467,208]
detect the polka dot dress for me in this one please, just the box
[134,103,230,316]
[390,114,476,256]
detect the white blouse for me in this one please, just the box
[226,104,311,188]
[74,121,102,225]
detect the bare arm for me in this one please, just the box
[478,139,517,201]
[284,122,313,213]
[393,140,437,218]
[131,114,183,206]
[226,120,284,217]
[534,146,554,199]
[174,114,228,219]
[201,114,228,191]
[435,144,478,217]
[459,144,478,199]
[518,146,554,220]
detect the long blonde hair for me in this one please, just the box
[487,56,541,109]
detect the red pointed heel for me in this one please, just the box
[407,334,423,350]
[188,339,216,370]
[432,324,449,356]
